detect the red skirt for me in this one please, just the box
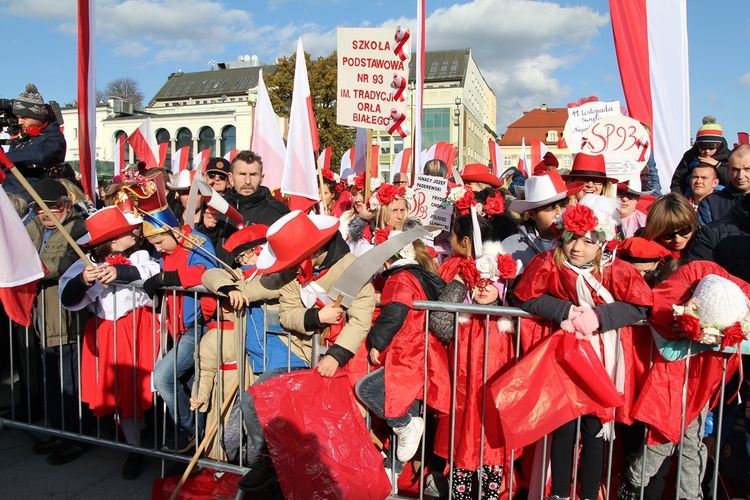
[81,307,160,418]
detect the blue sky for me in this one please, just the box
[2,0,749,143]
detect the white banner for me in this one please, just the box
[579,114,651,180]
[563,100,621,154]
[408,175,452,232]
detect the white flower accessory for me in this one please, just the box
[403,186,414,203]
[369,192,382,211]
[447,185,468,204]
[370,177,382,191]
[347,174,358,188]
[475,254,500,281]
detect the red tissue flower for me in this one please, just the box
[484,193,506,216]
[454,190,476,215]
[562,203,598,235]
[374,226,392,245]
[352,171,366,191]
[496,254,517,280]
[721,322,746,350]
[321,168,335,182]
[676,313,703,342]
[105,253,132,266]
[459,257,481,289]
[376,183,405,206]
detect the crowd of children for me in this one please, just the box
[8,135,750,499]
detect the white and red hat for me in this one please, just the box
[167,170,198,191]
[256,210,340,274]
[509,169,584,213]
[616,176,653,196]
[77,206,142,248]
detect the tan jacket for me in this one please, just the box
[27,214,89,347]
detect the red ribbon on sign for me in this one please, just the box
[391,73,407,102]
[387,109,409,138]
[393,26,410,62]
[636,135,650,162]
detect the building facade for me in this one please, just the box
[498,104,573,171]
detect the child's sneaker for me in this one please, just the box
[393,416,424,462]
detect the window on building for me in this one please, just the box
[380,137,391,155]
[546,130,558,142]
[393,137,404,154]
[221,125,236,156]
[115,130,131,163]
[197,80,207,90]
[422,108,451,148]
[198,127,216,156]
[563,155,572,167]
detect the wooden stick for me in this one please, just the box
[165,224,244,281]
[170,377,241,500]
[320,294,343,345]
[9,167,94,268]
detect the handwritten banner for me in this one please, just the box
[337,27,411,136]
[408,175,452,232]
[563,100,621,154]
[581,115,650,179]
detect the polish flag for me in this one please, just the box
[340,148,355,176]
[195,179,243,225]
[420,143,437,170]
[77,0,96,200]
[126,118,159,168]
[113,134,125,177]
[158,142,169,168]
[252,68,287,191]
[610,0,690,192]
[171,145,190,174]
[280,38,319,201]
[353,128,368,174]
[392,148,412,179]
[318,146,331,171]
[517,138,529,178]
[488,140,503,177]
[192,149,211,171]
[0,152,44,327]
[224,149,239,163]
[530,139,549,168]
[413,0,426,176]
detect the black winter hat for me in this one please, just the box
[35,178,68,203]
[12,83,46,120]
[205,157,231,174]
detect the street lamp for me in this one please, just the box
[454,97,462,170]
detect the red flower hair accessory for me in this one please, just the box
[561,204,598,236]
[321,168,335,182]
[446,186,476,215]
[105,253,132,266]
[496,253,518,280]
[484,193,506,216]
[374,226,392,245]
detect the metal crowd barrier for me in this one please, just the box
[0,284,744,499]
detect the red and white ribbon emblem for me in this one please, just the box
[390,73,407,102]
[387,109,409,138]
[580,136,591,151]
[394,26,411,62]
[636,135,650,162]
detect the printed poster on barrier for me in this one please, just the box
[408,175,452,233]
[337,27,411,138]
[578,114,651,180]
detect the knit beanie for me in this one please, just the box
[695,115,722,145]
[12,84,46,120]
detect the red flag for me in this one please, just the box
[252,68,287,191]
[317,146,331,171]
[171,145,190,174]
[530,139,549,167]
[280,38,319,202]
[0,154,44,327]
[113,134,125,177]
[158,142,168,168]
[127,118,159,168]
[192,149,211,171]
[77,0,96,200]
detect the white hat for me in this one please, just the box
[167,170,197,191]
[509,169,584,213]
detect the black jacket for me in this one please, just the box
[670,139,731,195]
[7,120,66,176]
[688,197,750,283]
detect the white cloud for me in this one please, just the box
[113,39,150,59]
[738,73,750,86]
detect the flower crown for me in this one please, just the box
[483,193,506,216]
[347,171,381,193]
[474,253,519,282]
[445,186,478,215]
[321,168,339,183]
[369,183,413,211]
[555,203,617,244]
[673,303,750,349]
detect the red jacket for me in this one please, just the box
[632,260,745,443]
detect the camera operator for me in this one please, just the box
[3,83,66,199]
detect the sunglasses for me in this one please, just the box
[207,171,228,181]
[661,225,693,240]
[616,191,639,200]
[570,176,604,185]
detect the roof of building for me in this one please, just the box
[499,106,569,146]
[410,48,469,85]
[151,65,277,103]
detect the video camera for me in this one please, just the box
[0,99,64,137]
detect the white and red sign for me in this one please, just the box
[408,175,452,232]
[563,100,621,155]
[578,114,651,179]
[337,27,411,136]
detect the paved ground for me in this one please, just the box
[0,424,163,499]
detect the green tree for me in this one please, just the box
[265,51,355,172]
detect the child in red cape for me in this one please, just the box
[513,195,651,500]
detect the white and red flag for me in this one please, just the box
[77,0,96,200]
[318,146,332,171]
[0,151,44,327]
[392,148,412,180]
[223,149,239,163]
[517,138,529,178]
[158,142,169,168]
[127,118,159,168]
[414,0,426,176]
[280,38,319,202]
[610,0,690,190]
[192,149,211,171]
[353,128,368,174]
[340,148,355,176]
[530,139,549,168]
[252,68,287,191]
[171,145,190,174]
[488,140,503,177]
[113,134,125,178]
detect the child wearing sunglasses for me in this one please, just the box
[641,193,697,260]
